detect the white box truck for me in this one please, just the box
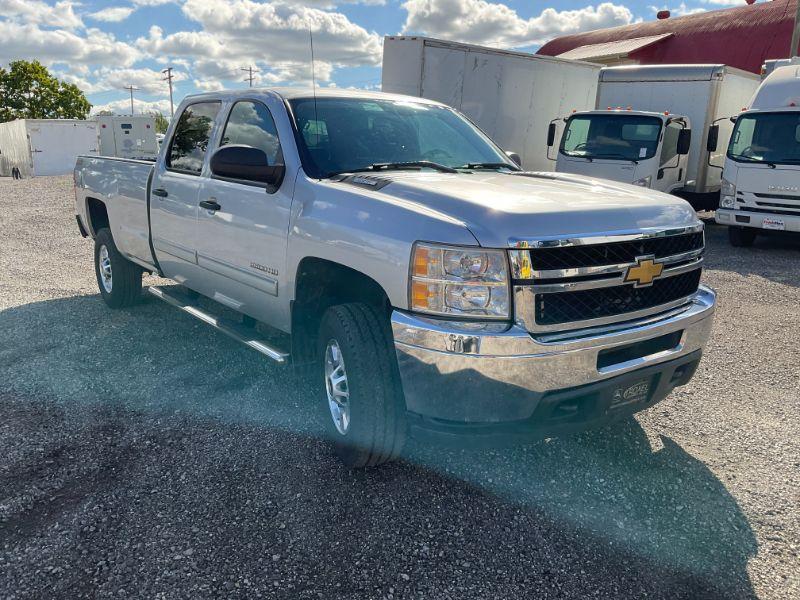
[713,63,800,245]
[548,65,759,210]
[381,36,601,171]
[95,115,158,160]
[0,119,99,177]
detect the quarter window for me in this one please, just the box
[660,121,683,166]
[167,102,221,174]
[221,101,283,166]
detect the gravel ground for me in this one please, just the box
[0,175,798,599]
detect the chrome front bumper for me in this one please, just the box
[391,285,716,426]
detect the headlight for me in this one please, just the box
[632,175,652,187]
[410,242,510,319]
[720,177,736,208]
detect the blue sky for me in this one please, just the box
[0,0,740,115]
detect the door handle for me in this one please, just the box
[199,199,221,211]
[152,188,168,197]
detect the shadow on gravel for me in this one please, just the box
[0,293,758,599]
[703,221,800,289]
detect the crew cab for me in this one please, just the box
[74,88,716,467]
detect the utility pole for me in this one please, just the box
[792,0,800,57]
[241,65,258,88]
[124,85,139,115]
[162,67,175,117]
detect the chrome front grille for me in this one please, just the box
[511,225,705,333]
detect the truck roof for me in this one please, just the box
[750,64,800,110]
[574,109,672,119]
[599,64,757,83]
[181,87,446,106]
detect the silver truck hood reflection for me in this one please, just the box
[341,171,698,247]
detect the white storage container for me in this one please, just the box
[0,119,99,177]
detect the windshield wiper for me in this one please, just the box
[730,155,777,168]
[458,162,520,171]
[590,153,639,164]
[327,161,457,178]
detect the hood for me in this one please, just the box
[733,164,800,194]
[335,170,698,248]
[556,155,654,186]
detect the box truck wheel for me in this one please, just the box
[94,228,143,308]
[728,226,756,248]
[317,303,406,468]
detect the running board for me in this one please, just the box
[147,286,290,364]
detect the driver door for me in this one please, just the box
[657,120,686,193]
[195,99,293,326]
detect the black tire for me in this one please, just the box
[94,228,143,308]
[728,226,756,248]
[317,303,406,468]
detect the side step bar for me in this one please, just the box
[147,286,290,364]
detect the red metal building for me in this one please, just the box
[537,0,797,74]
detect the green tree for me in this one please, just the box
[0,60,91,122]
[150,111,170,134]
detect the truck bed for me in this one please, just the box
[74,155,156,271]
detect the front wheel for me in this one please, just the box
[728,226,756,248]
[317,303,406,468]
[94,228,143,308]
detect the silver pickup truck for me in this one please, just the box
[74,88,716,467]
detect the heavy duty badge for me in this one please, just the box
[624,256,664,287]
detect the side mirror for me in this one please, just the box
[506,151,522,167]
[677,129,692,155]
[210,144,285,190]
[706,125,719,153]
[546,122,556,147]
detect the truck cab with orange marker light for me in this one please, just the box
[714,64,800,246]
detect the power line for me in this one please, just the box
[123,85,139,115]
[162,67,175,118]
[241,65,258,88]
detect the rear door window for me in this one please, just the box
[167,102,221,175]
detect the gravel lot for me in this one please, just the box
[0,175,798,599]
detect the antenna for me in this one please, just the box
[309,28,321,171]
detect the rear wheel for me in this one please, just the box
[94,228,143,308]
[728,226,756,248]
[317,303,406,468]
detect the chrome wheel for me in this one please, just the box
[324,339,350,435]
[99,245,113,293]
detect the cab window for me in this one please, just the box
[660,121,683,166]
[167,102,221,174]
[220,101,284,166]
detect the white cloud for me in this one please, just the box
[0,21,140,68]
[137,0,382,67]
[0,0,83,29]
[91,97,172,115]
[402,0,634,48]
[97,67,188,94]
[88,6,136,22]
[650,3,706,15]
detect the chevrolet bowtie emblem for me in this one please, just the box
[624,256,664,287]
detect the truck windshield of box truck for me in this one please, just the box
[560,114,662,162]
[727,112,800,165]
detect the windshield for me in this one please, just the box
[288,97,516,178]
[728,112,800,165]
[560,114,662,162]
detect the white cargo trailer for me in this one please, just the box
[0,119,98,177]
[594,65,759,196]
[381,36,602,171]
[94,115,158,160]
